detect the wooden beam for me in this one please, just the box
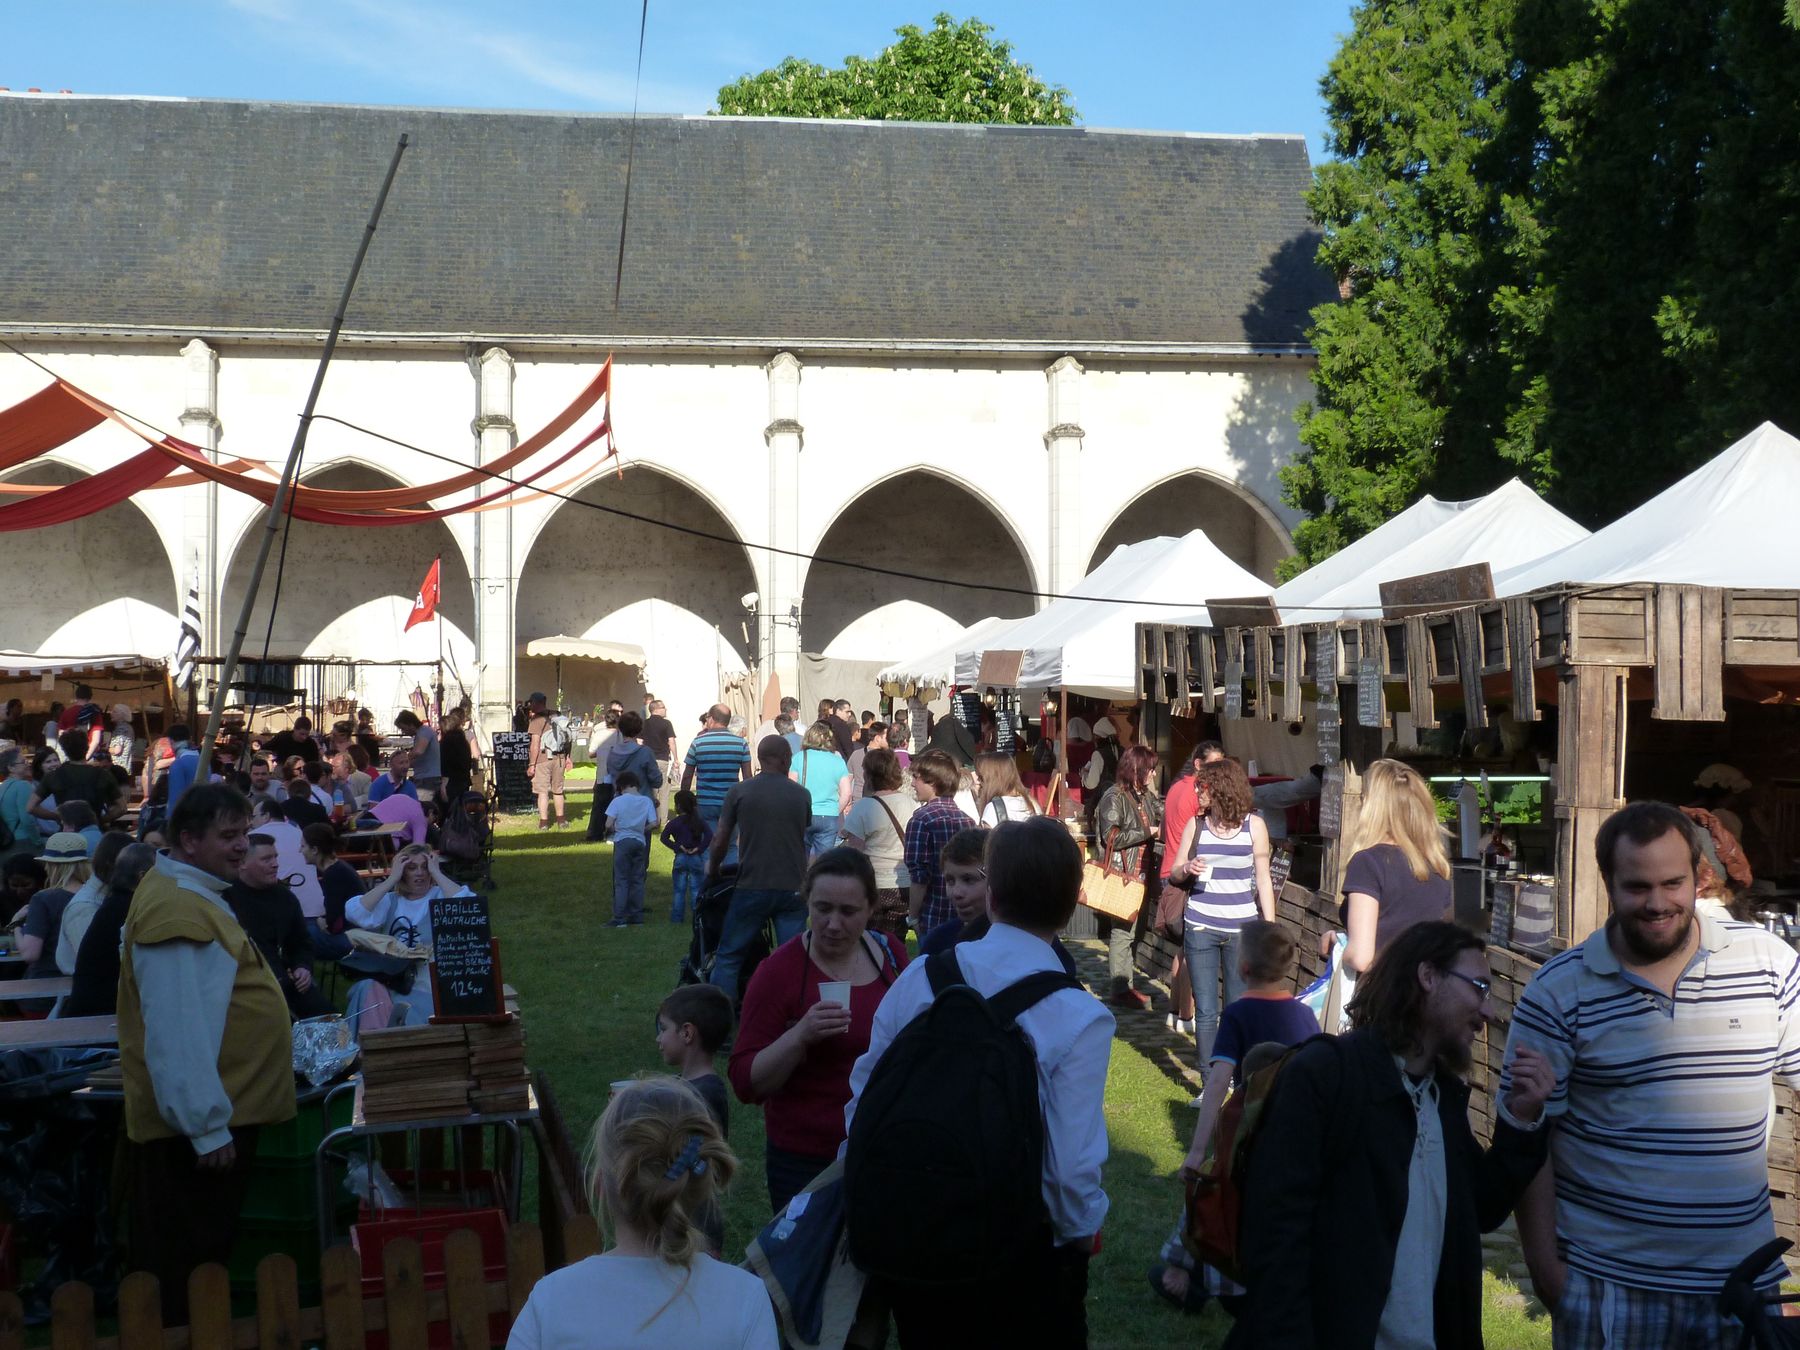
[1506,597,1539,722]
[1555,665,1628,944]
[1405,615,1438,729]
[1455,607,1488,731]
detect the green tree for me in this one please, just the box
[1287,0,1800,572]
[1280,0,1527,573]
[713,13,1075,126]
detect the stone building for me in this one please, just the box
[0,92,1334,731]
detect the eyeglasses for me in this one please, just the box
[1443,969,1492,999]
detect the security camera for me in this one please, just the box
[740,591,760,611]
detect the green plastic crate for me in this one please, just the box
[255,1088,355,1160]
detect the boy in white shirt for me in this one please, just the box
[604,771,657,928]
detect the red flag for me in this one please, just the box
[403,558,441,631]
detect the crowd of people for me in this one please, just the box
[12,679,1800,1349]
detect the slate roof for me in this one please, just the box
[0,94,1335,350]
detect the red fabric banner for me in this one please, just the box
[0,382,107,467]
[403,558,441,631]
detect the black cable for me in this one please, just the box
[613,0,650,311]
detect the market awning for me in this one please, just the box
[521,635,647,667]
[0,651,168,678]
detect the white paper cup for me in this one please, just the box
[817,981,851,1009]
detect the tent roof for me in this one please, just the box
[1273,493,1468,613]
[877,615,1019,692]
[0,651,167,678]
[1498,422,1800,593]
[521,635,647,667]
[961,531,1267,697]
[1291,479,1589,620]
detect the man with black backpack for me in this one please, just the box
[842,814,1113,1348]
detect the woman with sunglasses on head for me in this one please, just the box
[343,843,475,1022]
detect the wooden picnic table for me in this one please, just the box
[339,819,407,877]
[0,976,74,1001]
[0,1014,116,1049]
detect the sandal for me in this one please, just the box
[1147,1263,1210,1314]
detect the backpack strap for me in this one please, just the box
[925,947,964,996]
[986,969,1083,1026]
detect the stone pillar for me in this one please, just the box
[178,338,222,661]
[763,352,804,704]
[472,347,517,736]
[1044,355,1085,601]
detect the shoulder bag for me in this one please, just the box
[1080,826,1147,922]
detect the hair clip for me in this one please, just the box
[663,1134,707,1180]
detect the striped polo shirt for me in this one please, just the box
[1501,914,1800,1293]
[683,729,751,815]
[1184,818,1259,931]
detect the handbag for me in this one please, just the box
[1080,828,1147,922]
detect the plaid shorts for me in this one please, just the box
[1554,1270,1737,1349]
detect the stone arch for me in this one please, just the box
[515,465,758,728]
[0,460,180,654]
[1087,469,1293,583]
[218,461,476,719]
[801,469,1037,660]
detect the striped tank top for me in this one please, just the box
[1184,817,1258,932]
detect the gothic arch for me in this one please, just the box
[1087,469,1293,583]
[801,469,1037,660]
[0,459,180,654]
[515,465,759,725]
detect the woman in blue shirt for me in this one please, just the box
[791,722,851,858]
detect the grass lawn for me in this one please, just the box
[488,799,1551,1349]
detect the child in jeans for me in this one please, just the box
[1153,919,1319,1313]
[660,789,713,925]
[603,771,657,928]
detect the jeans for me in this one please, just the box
[702,804,738,870]
[710,886,806,1001]
[765,1142,834,1216]
[612,834,648,922]
[1184,924,1245,1070]
[671,853,705,923]
[805,813,841,858]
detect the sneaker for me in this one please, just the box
[1109,986,1151,1011]
[604,919,629,929]
[1177,1017,1196,1036]
[1190,1092,1206,1107]
[1165,1012,1178,1033]
[537,820,552,832]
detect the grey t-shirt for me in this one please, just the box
[717,771,811,891]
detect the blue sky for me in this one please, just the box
[9,1,1355,159]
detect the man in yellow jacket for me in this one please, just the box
[117,781,295,1321]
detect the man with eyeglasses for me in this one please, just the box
[1501,801,1800,1347]
[1227,920,1555,1348]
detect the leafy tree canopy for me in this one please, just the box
[714,13,1075,126]
[1284,0,1800,578]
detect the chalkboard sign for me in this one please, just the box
[1316,695,1341,765]
[492,731,532,813]
[1357,655,1385,729]
[1223,662,1244,719]
[428,892,505,1022]
[1269,844,1294,895]
[1319,763,1345,838]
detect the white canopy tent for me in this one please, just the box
[1270,493,1468,615]
[1498,422,1800,593]
[877,615,1022,698]
[1288,479,1589,621]
[960,531,1267,698]
[519,634,648,713]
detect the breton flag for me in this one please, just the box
[404,557,441,632]
[174,566,202,688]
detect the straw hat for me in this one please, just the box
[36,831,91,865]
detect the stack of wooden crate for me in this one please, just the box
[467,1018,530,1115]
[360,1025,477,1122]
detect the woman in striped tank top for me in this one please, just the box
[1167,757,1274,1073]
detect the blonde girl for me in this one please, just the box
[973,751,1038,826]
[1336,758,1453,978]
[506,1078,776,1349]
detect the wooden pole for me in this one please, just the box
[197,134,409,778]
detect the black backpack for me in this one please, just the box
[844,948,1081,1287]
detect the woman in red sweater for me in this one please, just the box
[729,846,907,1213]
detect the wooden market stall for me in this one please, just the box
[1139,572,1800,1244]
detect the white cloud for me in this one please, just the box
[225,0,715,112]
